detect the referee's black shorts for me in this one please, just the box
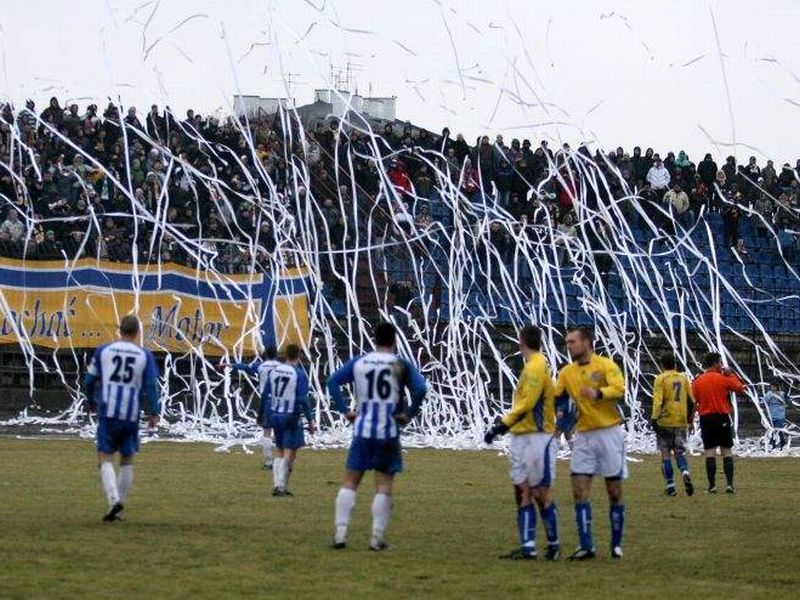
[699,413,733,450]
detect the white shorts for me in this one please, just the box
[508,432,558,488]
[570,424,627,480]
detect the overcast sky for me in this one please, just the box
[2,0,799,162]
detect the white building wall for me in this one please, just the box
[362,97,396,121]
[233,95,293,117]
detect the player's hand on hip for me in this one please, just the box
[308,422,318,435]
[395,413,410,426]
[345,411,357,423]
[146,415,160,429]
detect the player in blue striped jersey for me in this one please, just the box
[266,344,316,496]
[327,322,427,550]
[224,346,282,469]
[83,316,160,522]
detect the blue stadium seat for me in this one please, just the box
[331,298,346,316]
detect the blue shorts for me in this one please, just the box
[272,414,305,450]
[261,410,274,430]
[97,418,139,456]
[346,437,403,475]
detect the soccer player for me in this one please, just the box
[267,343,316,496]
[554,326,626,560]
[327,322,427,551]
[225,346,282,469]
[83,315,160,522]
[691,352,745,494]
[651,352,695,496]
[484,325,561,561]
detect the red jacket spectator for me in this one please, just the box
[388,161,413,197]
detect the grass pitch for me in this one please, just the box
[0,439,798,599]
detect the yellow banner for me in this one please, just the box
[0,258,310,356]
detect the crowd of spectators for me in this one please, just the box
[1,97,799,278]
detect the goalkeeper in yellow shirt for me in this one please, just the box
[554,326,626,561]
[484,325,560,561]
[651,352,695,496]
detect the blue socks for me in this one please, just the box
[662,458,675,488]
[675,453,689,475]
[574,502,594,550]
[518,505,537,555]
[540,503,559,548]
[515,502,559,555]
[573,501,624,551]
[610,504,625,549]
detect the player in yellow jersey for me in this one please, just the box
[651,352,695,497]
[484,325,560,561]
[553,326,626,561]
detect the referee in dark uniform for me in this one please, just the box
[691,353,746,494]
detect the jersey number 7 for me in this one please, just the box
[274,375,291,397]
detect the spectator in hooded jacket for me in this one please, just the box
[39,97,63,134]
[476,136,495,194]
[628,146,646,186]
[778,163,796,189]
[493,136,514,209]
[452,133,470,164]
[146,105,166,143]
[720,156,737,185]
[762,160,777,185]
[63,104,82,138]
[697,153,718,189]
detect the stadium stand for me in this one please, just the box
[0,98,798,435]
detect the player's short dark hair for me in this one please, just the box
[567,325,594,343]
[660,352,676,370]
[375,321,397,347]
[703,352,722,369]
[283,344,301,361]
[264,345,277,360]
[119,315,140,337]
[519,325,542,351]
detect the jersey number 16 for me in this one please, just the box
[365,368,392,401]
